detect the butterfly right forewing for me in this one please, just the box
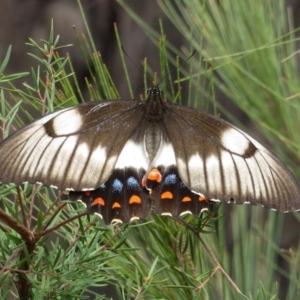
[162,102,300,212]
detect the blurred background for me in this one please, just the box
[0,0,180,97]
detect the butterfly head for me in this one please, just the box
[147,86,163,97]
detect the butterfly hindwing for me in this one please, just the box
[146,166,210,217]
[69,167,151,224]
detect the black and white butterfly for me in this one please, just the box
[0,86,299,224]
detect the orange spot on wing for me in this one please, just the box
[199,195,208,202]
[112,202,121,209]
[182,196,191,202]
[93,197,105,206]
[85,191,91,196]
[129,195,141,204]
[147,168,162,183]
[161,191,173,199]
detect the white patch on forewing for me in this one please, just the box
[66,141,91,179]
[51,109,83,135]
[151,142,176,167]
[219,151,234,172]
[20,132,49,175]
[188,153,204,170]
[187,153,204,184]
[35,109,68,125]
[26,135,77,186]
[83,145,109,180]
[115,140,149,169]
[219,151,238,195]
[176,157,186,176]
[221,128,251,155]
[178,154,207,198]
[232,152,266,200]
[206,155,223,193]
[76,142,90,158]
[64,142,116,190]
[50,135,79,169]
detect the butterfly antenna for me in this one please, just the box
[121,46,153,83]
[157,50,196,86]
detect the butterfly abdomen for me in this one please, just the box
[144,123,164,161]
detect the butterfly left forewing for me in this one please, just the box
[0,100,146,191]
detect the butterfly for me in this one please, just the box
[0,86,299,224]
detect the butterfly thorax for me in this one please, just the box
[145,86,164,121]
[143,87,166,160]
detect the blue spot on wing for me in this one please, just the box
[164,174,177,186]
[127,176,141,191]
[180,181,186,189]
[112,179,123,193]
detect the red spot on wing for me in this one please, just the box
[147,168,162,183]
[85,191,91,196]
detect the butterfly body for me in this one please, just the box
[0,86,300,223]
